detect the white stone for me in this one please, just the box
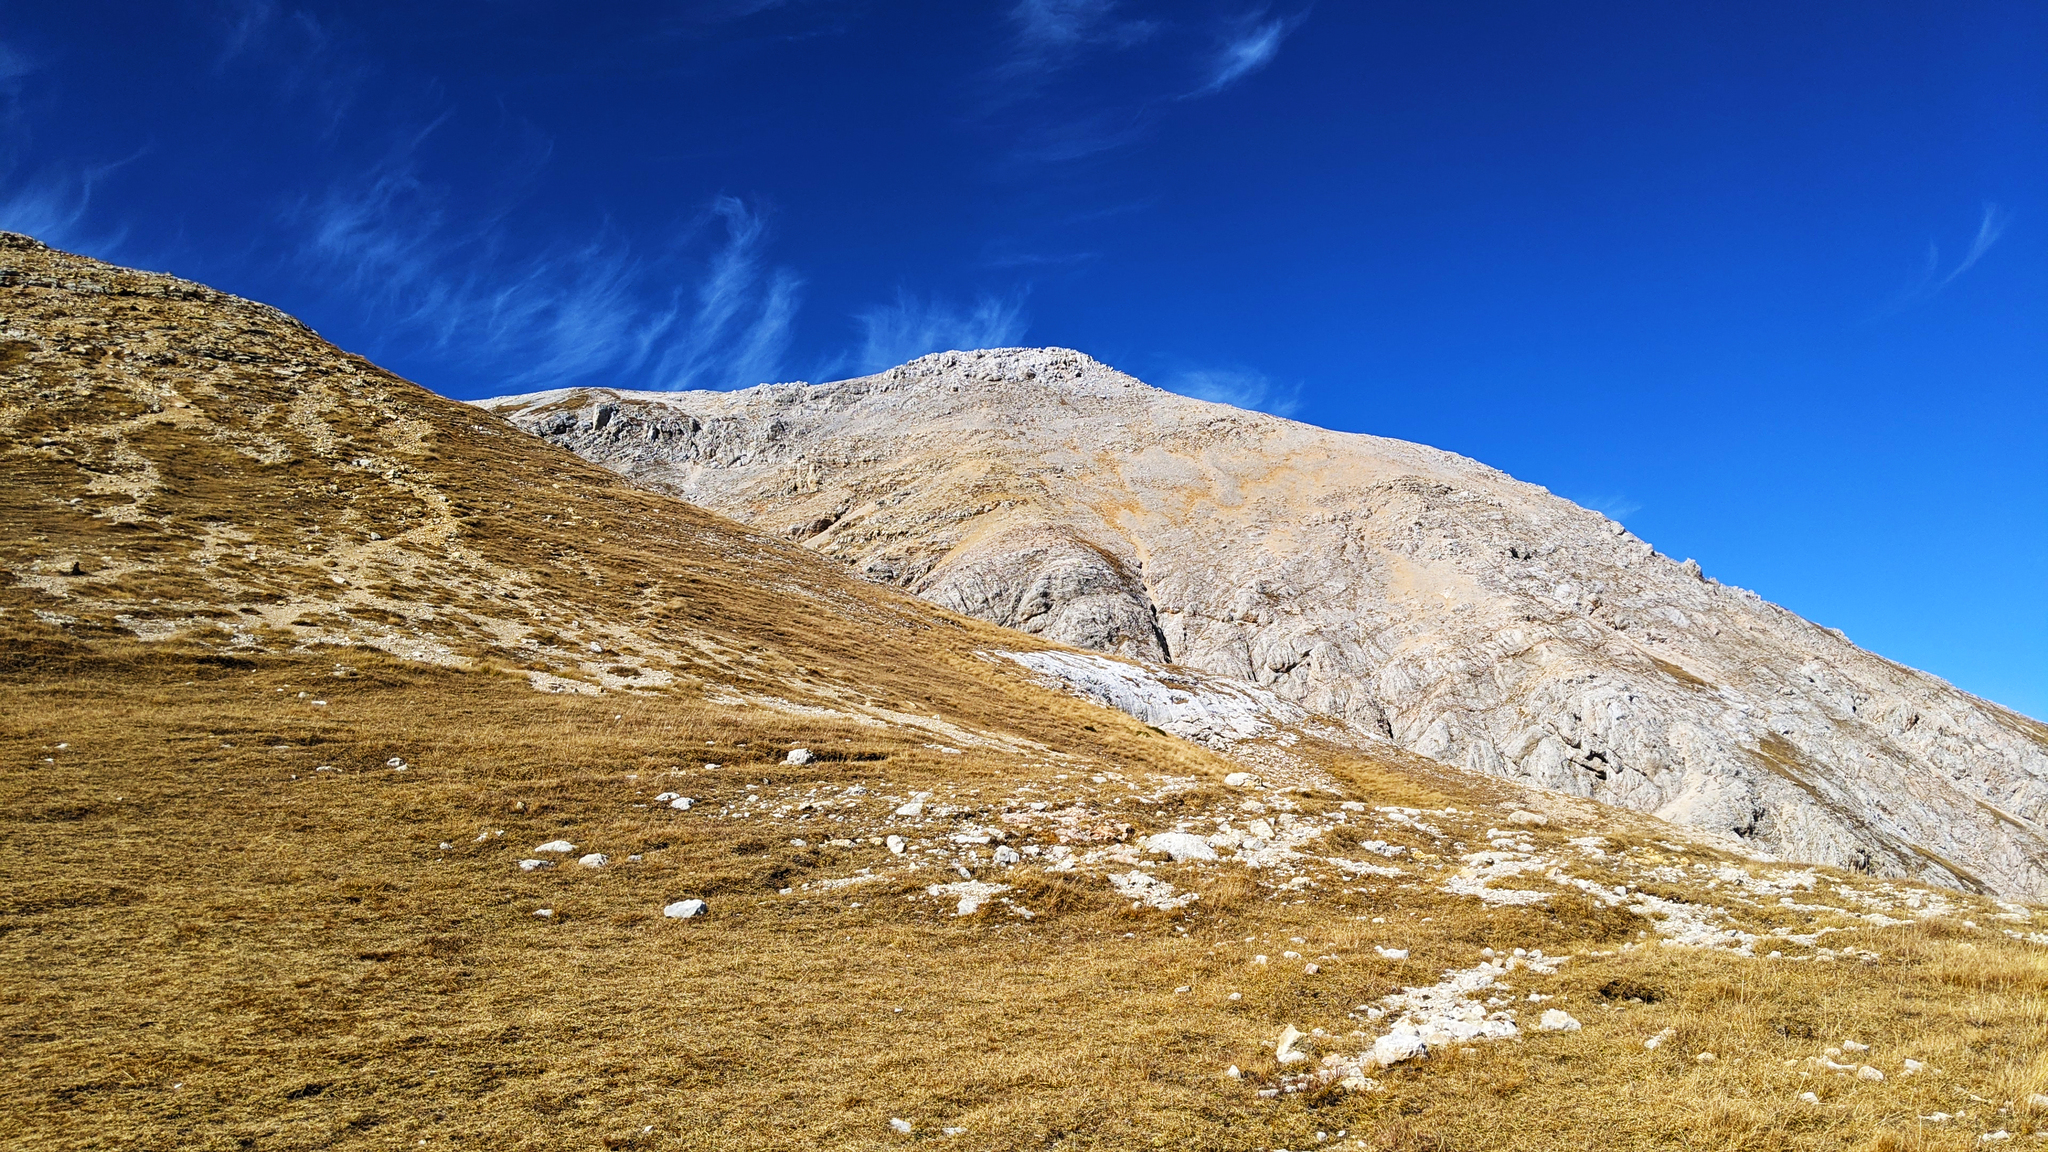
[1799,1091,1818,1104]
[578,853,609,868]
[534,840,576,854]
[1374,946,1408,960]
[1696,1052,1717,1064]
[1507,810,1548,826]
[1368,1031,1429,1067]
[1144,831,1218,861]
[654,792,679,802]
[992,845,1020,866]
[1537,1010,1580,1032]
[889,1118,912,1134]
[1223,772,1258,788]
[1275,1025,1309,1064]
[1304,963,1320,975]
[671,797,693,810]
[534,908,553,918]
[1224,1064,1243,1079]
[518,859,551,871]
[663,899,707,919]
[1644,1027,1675,1050]
[1840,1039,1869,1052]
[785,748,814,765]
[1856,1065,1883,1081]
[887,835,906,854]
[894,800,925,817]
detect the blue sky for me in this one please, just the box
[3,1,2043,717]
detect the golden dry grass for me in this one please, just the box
[4,234,2048,1150]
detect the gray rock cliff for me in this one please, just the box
[478,347,2048,897]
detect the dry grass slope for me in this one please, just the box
[3,234,2047,1150]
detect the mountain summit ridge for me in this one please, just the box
[482,348,2048,897]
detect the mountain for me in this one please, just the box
[480,347,2048,898]
[9,234,2048,1150]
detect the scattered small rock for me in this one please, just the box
[1275,1025,1310,1065]
[663,899,707,919]
[889,1118,912,1135]
[518,859,551,871]
[1537,1010,1581,1032]
[887,835,906,854]
[1223,772,1258,788]
[785,748,814,766]
[1856,1065,1884,1081]
[534,840,576,854]
[578,853,609,868]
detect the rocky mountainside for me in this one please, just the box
[481,348,2048,898]
[17,235,2048,1150]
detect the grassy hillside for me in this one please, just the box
[4,233,2046,1150]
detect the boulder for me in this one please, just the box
[578,853,609,868]
[784,748,814,765]
[663,899,707,919]
[1144,831,1218,862]
[1368,1031,1429,1067]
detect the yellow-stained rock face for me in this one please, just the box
[482,347,2048,897]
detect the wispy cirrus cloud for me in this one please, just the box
[1164,365,1301,416]
[295,146,802,393]
[1191,7,1309,96]
[1881,202,2012,315]
[1571,494,1644,523]
[848,290,1029,375]
[988,4,1311,168]
[1005,0,1158,67]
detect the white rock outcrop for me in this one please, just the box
[481,347,2048,896]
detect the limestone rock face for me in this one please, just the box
[478,348,2048,897]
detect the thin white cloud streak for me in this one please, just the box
[1165,366,1300,416]
[1934,203,2009,292]
[1192,8,1308,96]
[0,169,96,249]
[1572,494,1644,523]
[851,291,1029,375]
[1007,0,1156,61]
[295,159,802,392]
[1880,202,2012,314]
[0,148,144,257]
